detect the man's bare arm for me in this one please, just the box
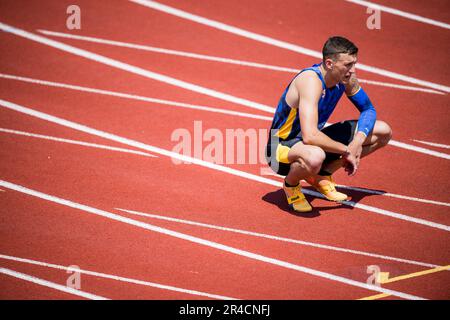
[296,72,348,154]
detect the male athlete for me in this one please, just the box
[266,36,392,212]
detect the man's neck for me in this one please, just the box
[319,64,339,88]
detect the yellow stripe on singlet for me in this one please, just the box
[276,107,297,140]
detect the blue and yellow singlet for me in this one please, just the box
[269,63,345,141]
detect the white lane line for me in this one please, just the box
[0,267,108,300]
[0,22,274,113]
[388,140,450,160]
[413,139,450,150]
[0,254,237,300]
[1,98,449,232]
[356,79,444,95]
[344,0,450,30]
[0,73,272,121]
[0,180,426,300]
[0,127,157,158]
[335,184,450,208]
[116,208,440,269]
[37,29,299,73]
[1,25,448,162]
[129,0,450,93]
[36,29,445,96]
[342,201,448,232]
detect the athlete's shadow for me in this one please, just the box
[262,185,385,218]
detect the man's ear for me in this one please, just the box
[324,58,334,70]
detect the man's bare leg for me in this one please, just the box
[282,142,326,212]
[319,120,393,175]
[285,142,326,186]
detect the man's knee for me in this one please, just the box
[291,146,325,174]
[375,120,392,146]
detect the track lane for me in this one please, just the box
[1,24,448,232]
[0,259,224,300]
[1,13,445,146]
[0,0,311,85]
[1,75,449,214]
[2,185,407,300]
[139,0,450,86]
[0,273,86,300]
[1,0,449,90]
[1,93,446,300]
[360,0,450,25]
[32,33,450,144]
[1,27,448,165]
[0,31,252,114]
[116,212,450,300]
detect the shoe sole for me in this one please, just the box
[290,205,313,213]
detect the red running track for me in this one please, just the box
[0,0,449,300]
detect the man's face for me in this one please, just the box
[328,53,357,83]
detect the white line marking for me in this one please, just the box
[342,200,448,232]
[37,29,300,72]
[0,73,272,121]
[129,0,450,93]
[0,127,157,158]
[0,254,237,300]
[335,184,450,208]
[0,98,448,232]
[388,140,450,160]
[0,180,426,300]
[344,0,450,30]
[0,97,279,185]
[1,26,448,161]
[116,208,440,269]
[0,267,108,300]
[338,180,449,208]
[325,122,450,160]
[413,139,450,150]
[356,79,444,95]
[0,22,274,113]
[36,29,445,96]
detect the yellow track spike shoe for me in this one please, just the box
[283,182,312,213]
[307,175,348,202]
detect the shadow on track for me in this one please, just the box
[262,185,386,218]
